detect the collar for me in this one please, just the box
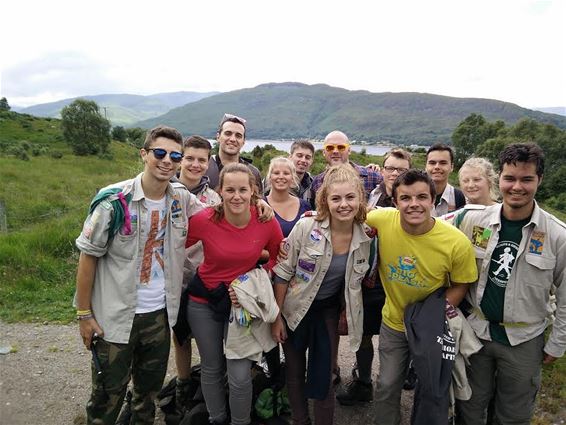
[490,201,541,228]
[130,172,175,202]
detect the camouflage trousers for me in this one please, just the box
[86,308,170,425]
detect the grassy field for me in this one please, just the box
[0,112,563,423]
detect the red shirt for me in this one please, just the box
[186,206,283,302]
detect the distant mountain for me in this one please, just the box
[533,106,566,117]
[17,91,219,126]
[136,83,566,145]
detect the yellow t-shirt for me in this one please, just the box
[366,208,478,331]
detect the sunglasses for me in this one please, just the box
[383,166,409,174]
[220,113,247,127]
[147,148,183,163]
[324,143,349,153]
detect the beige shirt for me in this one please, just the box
[273,217,371,351]
[456,202,566,358]
[75,174,204,343]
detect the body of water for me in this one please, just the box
[240,139,393,156]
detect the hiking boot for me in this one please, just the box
[336,379,373,406]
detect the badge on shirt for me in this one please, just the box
[528,231,545,255]
[297,270,312,283]
[298,259,316,273]
[171,195,182,217]
[472,226,491,249]
[310,229,322,242]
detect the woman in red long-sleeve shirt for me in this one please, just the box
[185,163,283,425]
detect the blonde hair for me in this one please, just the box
[265,156,299,192]
[213,163,259,221]
[459,157,500,202]
[315,165,367,223]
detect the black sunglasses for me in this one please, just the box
[147,148,183,163]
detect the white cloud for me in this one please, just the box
[1,0,564,108]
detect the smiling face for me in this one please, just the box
[217,121,245,157]
[289,147,314,177]
[459,166,492,205]
[180,146,209,184]
[220,171,253,217]
[269,163,294,191]
[499,162,541,219]
[326,181,360,224]
[394,181,435,235]
[426,150,453,189]
[141,136,182,182]
[382,156,410,194]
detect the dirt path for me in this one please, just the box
[0,321,412,425]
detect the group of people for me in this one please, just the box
[74,112,565,425]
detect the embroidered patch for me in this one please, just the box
[528,231,545,255]
[84,225,93,239]
[309,229,322,242]
[296,271,312,283]
[171,195,182,215]
[298,259,316,273]
[100,200,112,210]
[356,259,366,264]
[472,226,491,249]
[130,213,138,226]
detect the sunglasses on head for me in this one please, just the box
[220,113,247,127]
[147,148,183,163]
[324,143,349,153]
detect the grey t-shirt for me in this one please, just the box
[315,253,347,300]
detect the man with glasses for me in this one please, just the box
[75,125,205,424]
[205,113,263,193]
[337,148,412,406]
[425,143,466,215]
[309,130,382,208]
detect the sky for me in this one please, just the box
[1,0,565,109]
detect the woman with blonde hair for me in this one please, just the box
[265,156,311,237]
[458,157,499,206]
[271,164,371,425]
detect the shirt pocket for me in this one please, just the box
[296,246,322,277]
[524,254,556,289]
[171,218,188,249]
[108,233,137,260]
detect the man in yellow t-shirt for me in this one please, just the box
[366,169,477,425]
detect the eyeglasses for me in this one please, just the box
[220,113,247,128]
[147,148,183,163]
[324,144,350,153]
[383,166,409,174]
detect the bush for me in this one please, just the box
[51,151,63,159]
[18,151,30,161]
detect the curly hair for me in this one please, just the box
[315,165,367,224]
[459,157,500,202]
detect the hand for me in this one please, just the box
[257,249,270,265]
[543,353,558,364]
[256,199,274,222]
[366,163,381,173]
[79,318,104,350]
[277,238,289,263]
[228,285,241,307]
[271,316,287,343]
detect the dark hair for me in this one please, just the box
[290,139,315,155]
[217,113,246,138]
[143,125,183,150]
[213,163,259,222]
[498,143,544,177]
[392,169,436,201]
[426,143,454,164]
[183,135,212,158]
[383,148,413,168]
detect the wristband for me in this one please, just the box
[77,314,94,321]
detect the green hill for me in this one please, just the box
[137,82,566,145]
[16,91,219,127]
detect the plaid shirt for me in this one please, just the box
[310,162,382,208]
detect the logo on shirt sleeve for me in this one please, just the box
[472,226,491,249]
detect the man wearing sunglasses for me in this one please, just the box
[309,130,383,208]
[205,113,263,194]
[75,125,206,424]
